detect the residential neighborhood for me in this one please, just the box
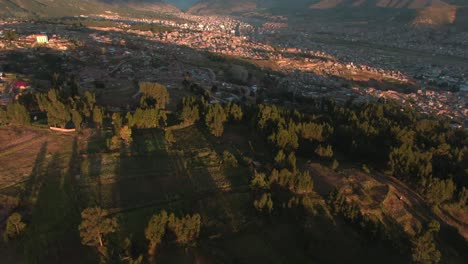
[0,11,466,125]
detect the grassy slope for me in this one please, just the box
[0,121,466,263]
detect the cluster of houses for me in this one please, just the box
[0,15,466,127]
[68,15,468,125]
[0,75,31,106]
[0,29,73,51]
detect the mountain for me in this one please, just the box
[185,0,467,27]
[103,0,180,13]
[186,0,467,14]
[187,0,258,15]
[0,0,179,18]
[164,0,199,10]
[309,0,453,9]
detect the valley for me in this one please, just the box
[0,1,467,264]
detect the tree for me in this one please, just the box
[294,171,314,194]
[251,172,269,190]
[119,125,132,144]
[112,112,123,133]
[315,144,333,159]
[92,106,104,128]
[109,136,121,151]
[139,82,169,109]
[254,193,273,213]
[287,152,297,171]
[84,91,96,110]
[3,213,26,241]
[423,178,456,206]
[179,97,199,125]
[128,108,167,129]
[222,150,238,167]
[274,150,286,166]
[165,130,175,144]
[118,237,144,264]
[388,144,432,182]
[268,125,299,152]
[331,159,339,170]
[71,109,83,130]
[167,213,201,246]
[205,103,227,137]
[328,188,346,215]
[298,122,329,142]
[411,220,441,264]
[6,103,29,126]
[226,102,243,121]
[145,211,169,257]
[411,232,441,264]
[36,90,70,127]
[427,220,440,234]
[256,104,284,131]
[78,207,118,254]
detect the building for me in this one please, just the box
[36,34,49,44]
[13,81,30,90]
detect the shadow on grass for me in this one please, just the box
[21,142,48,206]
[23,146,90,264]
[114,128,196,209]
[86,131,104,207]
[15,137,96,264]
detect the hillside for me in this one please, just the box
[0,0,106,17]
[185,0,467,28]
[104,0,180,13]
[310,0,448,9]
[0,0,179,18]
[165,0,199,10]
[186,0,466,15]
[187,0,317,14]
[187,0,258,15]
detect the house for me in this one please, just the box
[36,34,49,44]
[13,81,30,90]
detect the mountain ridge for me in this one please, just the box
[186,0,468,14]
[0,0,180,18]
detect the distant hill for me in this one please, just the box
[0,0,179,18]
[309,0,448,9]
[187,0,258,15]
[164,0,199,10]
[186,0,467,27]
[103,0,180,13]
[186,0,467,14]
[412,4,468,27]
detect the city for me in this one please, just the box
[0,1,467,264]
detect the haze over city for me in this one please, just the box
[0,1,467,264]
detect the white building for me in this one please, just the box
[36,34,48,44]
